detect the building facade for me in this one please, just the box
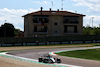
[23,7,85,37]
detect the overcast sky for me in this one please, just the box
[0,0,100,30]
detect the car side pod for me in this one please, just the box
[39,57,43,62]
[57,58,61,63]
[43,58,49,63]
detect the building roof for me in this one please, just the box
[22,10,86,17]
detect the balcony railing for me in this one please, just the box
[34,31,48,34]
[33,19,49,24]
[64,33,78,34]
[63,20,79,25]
[64,31,78,34]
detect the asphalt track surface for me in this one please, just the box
[8,46,100,67]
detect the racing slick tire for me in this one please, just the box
[57,58,61,63]
[39,57,43,62]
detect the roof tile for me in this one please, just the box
[22,10,86,17]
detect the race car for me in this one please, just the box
[38,55,61,63]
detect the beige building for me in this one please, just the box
[23,7,85,37]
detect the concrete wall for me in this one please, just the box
[48,16,64,36]
[78,16,83,35]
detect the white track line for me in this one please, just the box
[1,52,38,62]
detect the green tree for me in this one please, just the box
[83,27,92,35]
[0,23,15,37]
[83,26,100,35]
[14,29,21,36]
[94,27,100,35]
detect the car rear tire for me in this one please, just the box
[39,58,43,62]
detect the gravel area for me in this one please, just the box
[0,56,55,67]
[0,45,92,51]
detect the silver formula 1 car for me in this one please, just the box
[38,55,61,63]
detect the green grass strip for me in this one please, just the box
[56,49,100,61]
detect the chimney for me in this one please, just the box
[41,7,43,14]
[57,9,59,13]
[49,8,51,13]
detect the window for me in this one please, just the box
[54,23,58,26]
[44,27,47,32]
[63,19,69,23]
[67,26,74,33]
[34,26,47,32]
[34,26,37,32]
[33,18,38,23]
[64,26,67,33]
[74,26,77,33]
[44,18,49,23]
[64,26,77,33]
[54,30,57,33]
[64,16,79,24]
